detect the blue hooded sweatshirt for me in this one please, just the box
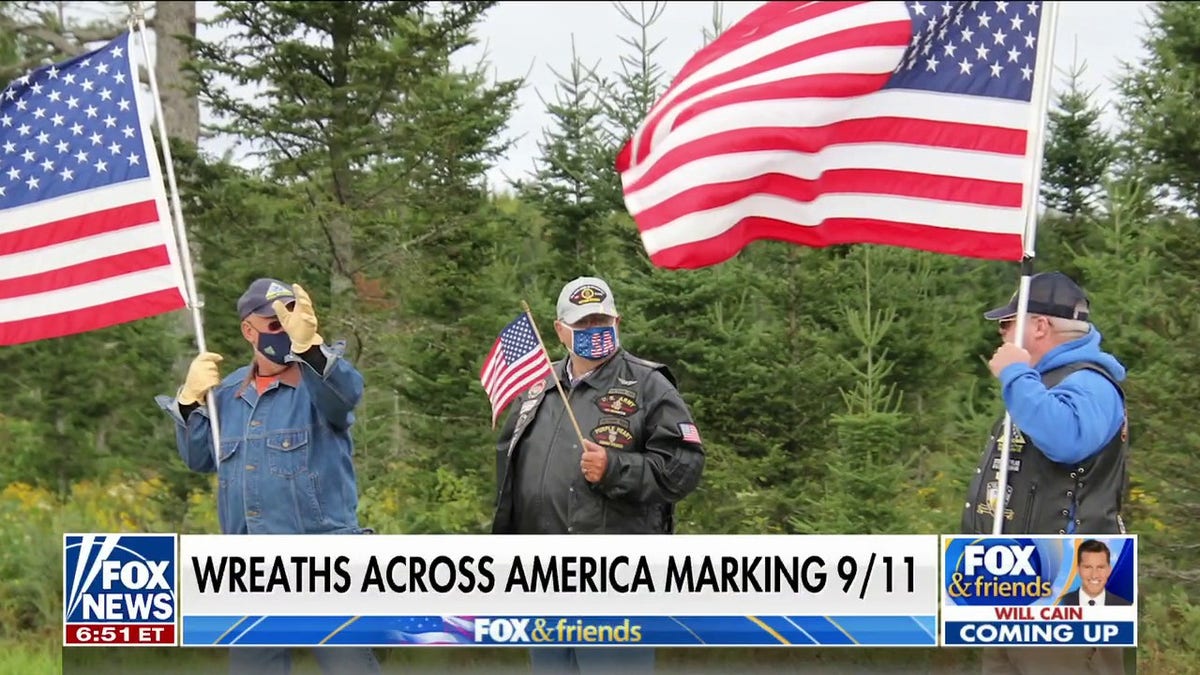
[997,327,1127,466]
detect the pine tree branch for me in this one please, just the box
[11,21,139,58]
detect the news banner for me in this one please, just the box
[63,533,1136,649]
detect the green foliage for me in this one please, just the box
[1041,58,1115,220]
[1116,1,1200,212]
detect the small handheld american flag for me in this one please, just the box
[479,312,553,428]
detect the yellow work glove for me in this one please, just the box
[179,352,223,405]
[273,283,323,354]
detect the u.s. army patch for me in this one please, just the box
[597,390,638,416]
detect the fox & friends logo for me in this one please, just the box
[944,537,1054,606]
[63,534,177,646]
[940,535,1138,647]
[473,617,644,644]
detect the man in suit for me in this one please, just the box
[1060,539,1132,606]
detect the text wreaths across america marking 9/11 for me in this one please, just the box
[175,534,939,647]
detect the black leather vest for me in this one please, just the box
[961,362,1129,535]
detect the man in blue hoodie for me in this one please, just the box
[963,271,1130,675]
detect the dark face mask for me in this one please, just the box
[256,330,293,365]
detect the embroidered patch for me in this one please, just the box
[679,423,702,444]
[977,481,1015,521]
[528,381,546,398]
[265,281,292,299]
[569,284,607,306]
[597,391,638,416]
[991,457,1021,473]
[591,418,635,451]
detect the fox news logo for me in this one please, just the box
[63,534,177,646]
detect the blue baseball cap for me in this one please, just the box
[237,278,295,320]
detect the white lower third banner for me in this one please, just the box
[177,534,940,647]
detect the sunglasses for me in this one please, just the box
[999,316,1049,331]
[246,318,283,332]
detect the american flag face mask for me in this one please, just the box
[570,325,618,360]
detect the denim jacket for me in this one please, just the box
[155,342,367,535]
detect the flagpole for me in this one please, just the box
[131,2,223,468]
[992,1,1061,536]
[520,301,588,448]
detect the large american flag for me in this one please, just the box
[479,312,553,428]
[618,1,1052,269]
[0,32,187,346]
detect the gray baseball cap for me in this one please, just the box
[556,276,619,325]
[237,278,295,319]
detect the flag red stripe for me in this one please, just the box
[479,341,501,379]
[636,21,911,163]
[0,201,160,255]
[488,354,548,407]
[647,216,1023,269]
[0,287,185,346]
[623,72,893,177]
[666,72,894,141]
[636,169,1023,232]
[0,246,173,299]
[652,1,868,110]
[624,117,1027,194]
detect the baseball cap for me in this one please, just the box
[557,276,619,325]
[983,271,1090,322]
[237,278,295,320]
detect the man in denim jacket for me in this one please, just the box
[156,278,378,675]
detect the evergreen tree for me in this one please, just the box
[700,1,728,46]
[186,1,522,532]
[1041,56,1115,220]
[511,38,622,277]
[1116,2,1200,214]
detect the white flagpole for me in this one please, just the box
[130,2,223,468]
[992,1,1061,535]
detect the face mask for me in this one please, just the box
[256,330,293,365]
[571,325,618,360]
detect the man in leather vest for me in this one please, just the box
[492,276,706,675]
[963,271,1131,675]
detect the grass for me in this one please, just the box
[0,640,57,675]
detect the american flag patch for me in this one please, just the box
[679,423,701,444]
